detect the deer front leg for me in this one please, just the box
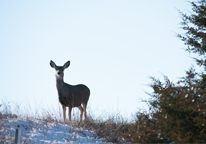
[62,105,66,122]
[68,107,72,121]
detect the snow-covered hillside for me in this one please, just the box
[0,113,108,143]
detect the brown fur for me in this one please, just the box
[50,60,90,122]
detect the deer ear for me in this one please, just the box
[63,61,70,69]
[50,60,57,69]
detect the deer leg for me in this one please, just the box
[78,106,83,122]
[82,103,87,121]
[62,105,66,122]
[68,107,72,121]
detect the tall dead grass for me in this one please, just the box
[0,100,134,143]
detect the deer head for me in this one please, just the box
[50,60,70,80]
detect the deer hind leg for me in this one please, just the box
[78,106,83,122]
[82,103,87,121]
[68,107,72,121]
[62,105,66,122]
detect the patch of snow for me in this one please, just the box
[0,114,108,143]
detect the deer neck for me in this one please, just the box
[56,78,64,92]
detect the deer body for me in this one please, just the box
[50,60,90,122]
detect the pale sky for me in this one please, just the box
[0,0,196,119]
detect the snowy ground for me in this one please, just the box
[0,113,108,143]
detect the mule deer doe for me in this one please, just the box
[50,60,90,122]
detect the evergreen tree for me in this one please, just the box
[178,0,206,68]
[132,1,206,143]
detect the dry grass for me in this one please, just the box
[80,116,132,143]
[0,100,134,143]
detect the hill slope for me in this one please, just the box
[0,113,108,143]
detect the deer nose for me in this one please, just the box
[58,72,61,75]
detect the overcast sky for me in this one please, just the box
[0,0,197,119]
